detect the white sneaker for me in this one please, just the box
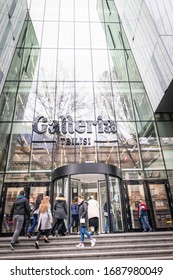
[91,238,96,247]
[76,243,84,248]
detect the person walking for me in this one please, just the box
[88,195,99,235]
[51,193,67,237]
[67,196,79,234]
[23,198,34,236]
[9,190,30,250]
[76,195,96,248]
[35,196,53,249]
[104,201,116,233]
[27,193,43,237]
[138,199,153,232]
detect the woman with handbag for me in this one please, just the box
[76,195,96,248]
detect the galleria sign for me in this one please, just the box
[33,115,117,145]
[33,115,117,134]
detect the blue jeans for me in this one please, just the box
[28,213,38,234]
[105,215,116,233]
[80,226,91,242]
[68,215,79,231]
[140,216,152,231]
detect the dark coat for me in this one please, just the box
[53,196,67,219]
[10,195,30,217]
[78,200,89,227]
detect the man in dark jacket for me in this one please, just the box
[10,190,30,250]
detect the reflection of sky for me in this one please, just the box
[26,0,114,83]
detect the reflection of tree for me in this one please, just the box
[95,78,139,168]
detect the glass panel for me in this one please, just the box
[0,82,18,121]
[59,22,74,49]
[109,176,124,231]
[75,0,89,22]
[89,0,104,22]
[54,142,75,168]
[97,137,119,166]
[131,82,154,121]
[7,122,32,171]
[149,183,173,228]
[92,50,110,81]
[29,184,48,202]
[118,122,141,169]
[75,50,92,81]
[42,22,59,48]
[14,81,37,121]
[0,174,3,198]
[0,121,11,171]
[126,51,141,81]
[55,82,74,117]
[38,49,57,81]
[60,0,74,21]
[53,177,68,229]
[29,0,45,20]
[35,82,55,120]
[157,121,173,169]
[109,50,128,81]
[75,23,90,48]
[75,82,94,119]
[98,180,107,233]
[44,0,60,21]
[94,82,115,119]
[137,122,164,169]
[30,142,53,171]
[127,183,145,229]
[167,171,173,198]
[112,82,134,121]
[57,50,74,81]
[106,23,130,50]
[103,0,119,22]
[90,23,107,49]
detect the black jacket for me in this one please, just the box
[10,195,30,217]
[78,200,88,227]
[53,196,67,219]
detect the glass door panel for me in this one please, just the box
[127,183,146,229]
[2,186,24,233]
[98,180,107,233]
[149,183,173,228]
[54,177,68,202]
[109,176,124,231]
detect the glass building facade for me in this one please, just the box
[0,0,173,235]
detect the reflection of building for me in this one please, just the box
[0,0,173,236]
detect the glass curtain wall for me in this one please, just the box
[0,0,168,189]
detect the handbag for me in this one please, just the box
[80,218,85,223]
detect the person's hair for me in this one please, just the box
[19,190,25,195]
[78,195,84,199]
[59,193,64,197]
[39,196,50,213]
[72,196,78,204]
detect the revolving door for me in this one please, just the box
[51,163,124,233]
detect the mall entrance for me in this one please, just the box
[1,163,173,236]
[52,163,124,234]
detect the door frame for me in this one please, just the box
[124,179,173,231]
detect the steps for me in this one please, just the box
[0,231,173,259]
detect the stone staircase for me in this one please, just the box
[0,231,173,260]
